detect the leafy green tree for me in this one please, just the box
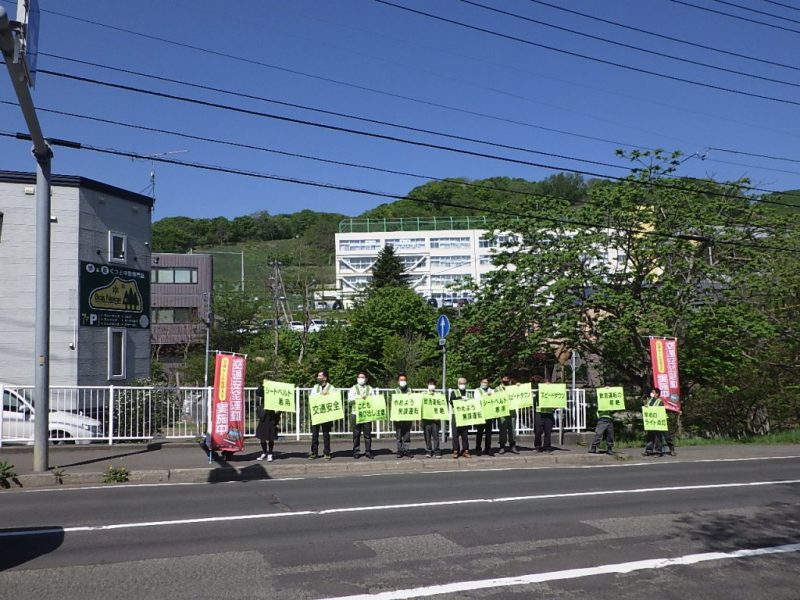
[369,246,409,291]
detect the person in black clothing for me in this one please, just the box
[309,370,334,460]
[449,377,471,459]
[474,377,495,456]
[422,378,442,458]
[643,388,676,456]
[254,384,281,461]
[534,380,555,452]
[393,372,413,458]
[497,375,520,454]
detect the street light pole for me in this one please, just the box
[1,6,52,472]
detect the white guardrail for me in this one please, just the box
[0,384,586,446]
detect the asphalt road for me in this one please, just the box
[1,455,799,599]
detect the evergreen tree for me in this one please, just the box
[369,246,410,291]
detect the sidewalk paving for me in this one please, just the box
[1,437,798,490]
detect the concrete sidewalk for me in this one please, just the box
[1,437,798,490]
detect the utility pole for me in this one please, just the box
[1,4,52,472]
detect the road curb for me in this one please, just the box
[2,451,626,490]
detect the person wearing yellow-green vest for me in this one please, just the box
[497,375,520,454]
[643,387,676,456]
[309,370,333,461]
[588,403,616,455]
[348,371,374,459]
[421,378,442,458]
[473,377,495,456]
[393,373,413,458]
[449,377,472,459]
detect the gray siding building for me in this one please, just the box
[0,170,152,386]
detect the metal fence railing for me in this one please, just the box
[0,384,586,446]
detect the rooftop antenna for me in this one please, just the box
[132,150,187,202]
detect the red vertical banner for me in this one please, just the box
[211,353,247,452]
[649,337,681,413]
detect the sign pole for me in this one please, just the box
[441,340,446,446]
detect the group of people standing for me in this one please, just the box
[255,370,561,462]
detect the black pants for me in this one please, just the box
[310,422,332,456]
[644,431,673,454]
[450,414,469,453]
[475,419,494,452]
[423,420,440,452]
[350,414,372,455]
[591,418,614,451]
[395,421,412,454]
[499,412,517,448]
[534,412,554,449]
[260,440,274,455]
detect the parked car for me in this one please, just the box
[1,386,103,444]
[309,319,327,333]
[288,320,306,332]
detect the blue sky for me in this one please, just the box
[2,0,799,221]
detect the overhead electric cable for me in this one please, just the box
[526,0,800,73]
[3,130,792,255]
[762,0,800,13]
[710,0,800,24]
[459,0,800,89]
[371,0,800,106]
[670,0,800,35]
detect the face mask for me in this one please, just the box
[428,385,436,392]
[357,378,366,386]
[399,381,407,388]
[481,384,488,390]
[502,380,510,387]
[316,378,324,385]
[458,384,466,391]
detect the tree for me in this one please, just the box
[454,150,799,435]
[369,246,409,291]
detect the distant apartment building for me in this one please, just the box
[150,253,212,360]
[334,216,517,306]
[0,170,152,386]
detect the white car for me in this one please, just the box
[288,320,306,332]
[1,387,103,444]
[309,319,327,333]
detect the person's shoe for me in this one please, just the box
[308,453,319,460]
[354,453,360,460]
[324,454,332,461]
[668,449,677,456]
[510,446,520,454]
[426,451,433,458]
[536,447,544,453]
[396,452,403,459]
[475,448,482,457]
[257,453,267,461]
[642,452,653,456]
[605,449,614,456]
[462,450,472,458]
[435,451,442,459]
[452,451,459,459]
[365,452,374,460]
[498,447,506,455]
[588,448,597,454]
[267,454,274,462]
[485,450,495,457]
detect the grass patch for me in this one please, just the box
[612,428,800,449]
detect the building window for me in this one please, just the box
[338,257,375,271]
[153,308,199,324]
[398,255,426,270]
[430,255,471,268]
[108,328,126,380]
[479,255,494,265]
[0,212,4,243]
[479,234,519,248]
[386,238,425,250]
[430,274,469,286]
[430,237,470,249]
[151,267,198,284]
[109,232,127,263]
[338,239,382,252]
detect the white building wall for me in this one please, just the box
[335,228,506,305]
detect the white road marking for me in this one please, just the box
[316,543,800,599]
[9,454,799,493]
[1,478,798,538]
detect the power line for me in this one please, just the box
[38,53,645,158]
[669,0,800,35]
[709,146,800,165]
[762,0,800,13]
[25,68,800,207]
[526,0,800,73]
[371,0,800,106]
[459,0,800,90]
[3,130,793,255]
[710,0,800,24]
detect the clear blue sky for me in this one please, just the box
[2,0,799,221]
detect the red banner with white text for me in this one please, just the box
[211,353,247,452]
[650,337,681,413]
